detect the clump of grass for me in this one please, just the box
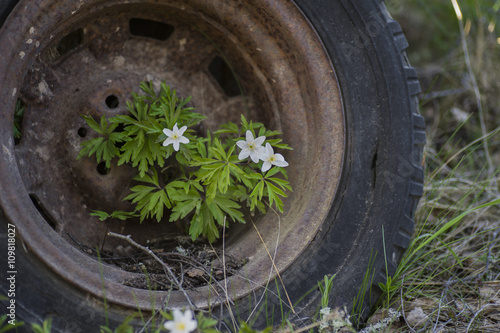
[366,0,500,331]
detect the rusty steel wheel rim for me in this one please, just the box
[0,0,344,311]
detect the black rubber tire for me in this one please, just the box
[0,0,17,30]
[0,0,424,331]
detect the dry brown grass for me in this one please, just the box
[361,1,500,332]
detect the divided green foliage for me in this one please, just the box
[31,318,52,333]
[77,114,123,168]
[0,314,24,332]
[78,81,292,242]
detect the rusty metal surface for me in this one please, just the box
[0,0,344,311]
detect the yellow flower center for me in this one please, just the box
[172,134,179,139]
[176,322,186,331]
[248,143,255,149]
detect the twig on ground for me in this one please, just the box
[161,251,230,303]
[400,280,417,333]
[420,88,468,100]
[107,231,196,309]
[479,228,500,280]
[433,285,448,332]
[466,303,494,333]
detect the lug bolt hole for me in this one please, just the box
[97,162,110,175]
[105,95,119,109]
[78,127,88,138]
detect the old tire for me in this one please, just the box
[0,0,424,331]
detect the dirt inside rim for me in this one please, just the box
[71,233,248,290]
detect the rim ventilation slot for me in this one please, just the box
[57,28,84,57]
[129,18,174,41]
[29,194,57,231]
[208,56,242,97]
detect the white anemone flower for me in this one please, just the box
[236,130,266,163]
[163,123,189,151]
[260,142,289,172]
[163,309,197,333]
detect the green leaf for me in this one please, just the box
[229,163,247,183]
[246,172,263,180]
[189,202,218,242]
[240,114,250,131]
[90,210,111,221]
[78,115,123,167]
[111,211,138,220]
[135,169,160,186]
[233,185,266,214]
[77,137,104,160]
[147,190,168,221]
[196,138,208,158]
[169,189,201,221]
[266,182,285,213]
[265,167,281,178]
[207,200,225,226]
[268,177,292,192]
[196,312,219,333]
[238,322,273,333]
[0,314,24,332]
[124,185,155,203]
[83,115,105,134]
[206,182,218,200]
[250,180,265,201]
[267,182,286,198]
[208,139,226,161]
[100,327,113,333]
[266,138,293,150]
[211,194,245,224]
[123,177,171,222]
[218,165,231,193]
[214,121,239,135]
[31,318,51,333]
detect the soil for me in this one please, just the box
[76,235,247,291]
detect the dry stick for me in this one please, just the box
[399,277,417,333]
[479,228,500,280]
[403,280,500,287]
[432,285,449,333]
[466,303,494,333]
[251,219,296,314]
[162,252,230,303]
[106,231,195,309]
[452,0,499,192]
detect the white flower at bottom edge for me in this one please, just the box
[236,130,266,163]
[260,142,289,172]
[163,123,189,151]
[163,309,197,333]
